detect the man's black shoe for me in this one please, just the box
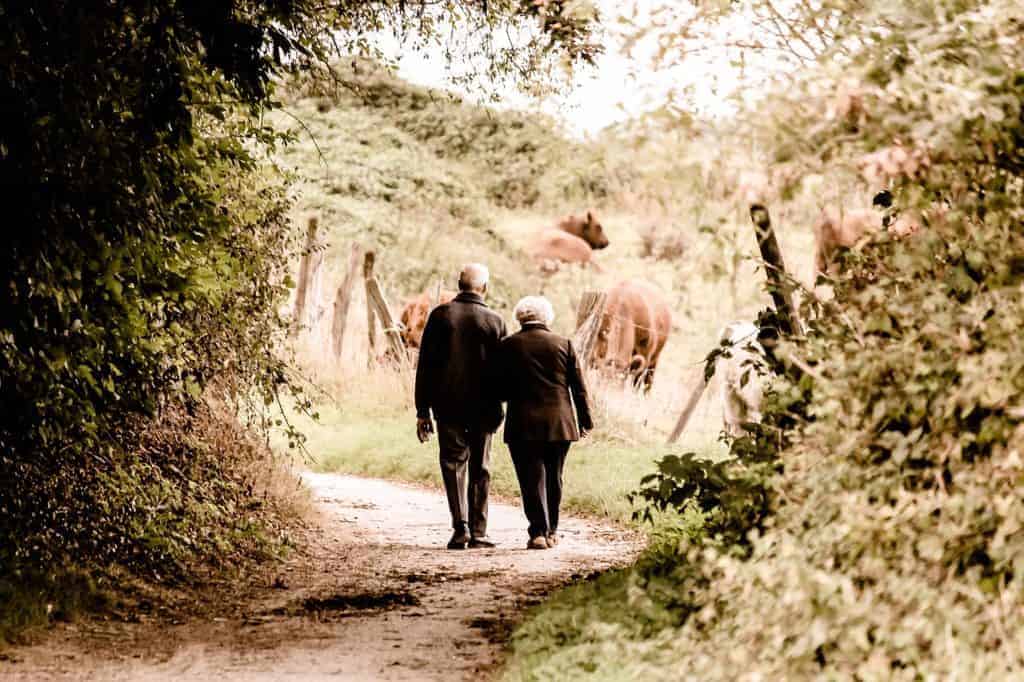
[447,528,470,550]
[468,536,496,549]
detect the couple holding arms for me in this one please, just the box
[414,263,593,550]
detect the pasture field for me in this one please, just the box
[271,63,820,526]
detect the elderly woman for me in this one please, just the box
[491,296,593,549]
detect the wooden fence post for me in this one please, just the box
[573,291,607,367]
[307,251,326,336]
[331,242,363,362]
[362,251,407,367]
[292,217,321,336]
[749,203,799,335]
[364,251,377,365]
[668,204,799,444]
[365,279,407,366]
[667,370,710,443]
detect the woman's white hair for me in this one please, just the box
[514,295,555,326]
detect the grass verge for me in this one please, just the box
[501,511,708,681]
[280,357,727,525]
[292,397,702,523]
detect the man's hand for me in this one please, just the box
[580,428,591,440]
[416,417,435,443]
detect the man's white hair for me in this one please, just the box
[458,263,489,292]
[514,295,555,326]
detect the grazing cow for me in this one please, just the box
[399,288,456,350]
[716,322,766,437]
[857,145,930,187]
[814,190,935,275]
[812,208,880,275]
[813,205,929,275]
[530,229,600,270]
[556,211,610,250]
[592,279,672,392]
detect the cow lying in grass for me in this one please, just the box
[530,211,609,270]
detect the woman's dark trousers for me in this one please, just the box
[508,441,570,538]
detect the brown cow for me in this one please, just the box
[557,211,610,250]
[813,208,879,275]
[592,279,672,392]
[813,203,928,275]
[529,211,609,270]
[399,288,456,350]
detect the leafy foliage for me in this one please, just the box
[631,451,774,547]
[0,0,309,572]
[508,1,1024,678]
[284,59,611,209]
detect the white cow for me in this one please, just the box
[717,322,765,436]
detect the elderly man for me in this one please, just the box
[491,296,593,550]
[415,263,507,550]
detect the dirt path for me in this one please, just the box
[1,472,639,681]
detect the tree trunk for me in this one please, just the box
[331,242,363,362]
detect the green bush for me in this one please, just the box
[283,60,612,210]
[507,1,1024,677]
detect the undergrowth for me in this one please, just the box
[0,569,108,648]
[505,1,1024,677]
[0,403,307,646]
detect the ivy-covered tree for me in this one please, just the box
[0,1,598,576]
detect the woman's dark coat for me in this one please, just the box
[491,323,593,443]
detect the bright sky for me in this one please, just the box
[373,1,776,138]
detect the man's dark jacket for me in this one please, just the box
[415,291,507,430]
[491,323,593,444]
